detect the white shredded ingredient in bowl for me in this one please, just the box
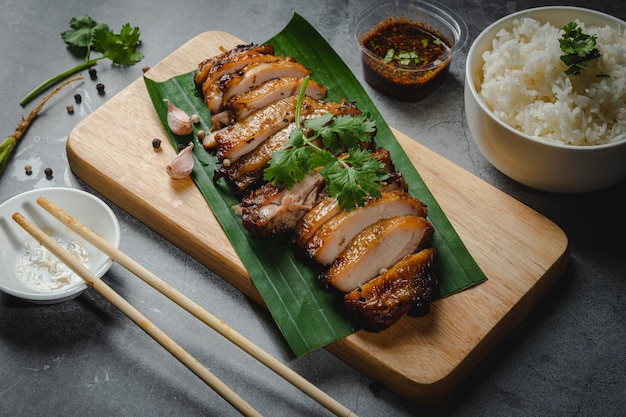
[14,235,89,292]
[479,17,626,146]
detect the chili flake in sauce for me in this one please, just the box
[359,19,453,100]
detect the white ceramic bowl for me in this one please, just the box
[0,187,120,304]
[465,7,626,193]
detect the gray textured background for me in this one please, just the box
[1,1,624,416]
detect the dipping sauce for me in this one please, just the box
[15,235,89,292]
[359,19,453,100]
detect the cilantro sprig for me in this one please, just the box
[20,15,143,106]
[559,21,601,76]
[264,77,389,210]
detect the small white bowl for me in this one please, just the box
[0,187,120,304]
[465,7,626,193]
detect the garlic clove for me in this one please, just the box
[166,142,195,179]
[166,100,193,136]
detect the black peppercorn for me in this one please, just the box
[96,83,105,94]
[44,167,53,178]
[74,93,82,104]
[152,138,162,149]
[89,67,97,80]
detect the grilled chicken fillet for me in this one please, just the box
[343,248,438,332]
[194,43,274,87]
[205,58,311,114]
[237,172,326,238]
[227,76,327,121]
[214,95,319,163]
[320,215,434,293]
[214,101,361,191]
[198,51,279,100]
[293,196,343,248]
[304,190,428,265]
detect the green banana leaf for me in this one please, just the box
[143,13,487,357]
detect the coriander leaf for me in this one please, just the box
[303,113,333,136]
[559,21,601,76]
[61,16,109,49]
[308,148,336,173]
[264,128,313,188]
[322,148,388,210]
[92,23,144,66]
[304,113,376,153]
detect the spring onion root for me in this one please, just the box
[1,77,83,177]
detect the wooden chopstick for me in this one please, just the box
[12,211,262,417]
[35,197,358,417]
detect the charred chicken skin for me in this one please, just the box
[344,248,438,332]
[194,43,275,87]
[204,58,311,114]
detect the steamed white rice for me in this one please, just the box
[479,17,626,146]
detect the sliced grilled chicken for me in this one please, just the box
[214,96,337,163]
[222,60,311,104]
[204,58,311,114]
[320,215,434,293]
[371,148,409,193]
[201,52,279,95]
[304,190,428,265]
[214,122,296,190]
[214,95,299,162]
[215,101,361,191]
[294,149,408,248]
[343,248,438,332]
[194,44,441,333]
[194,43,274,87]
[204,73,234,114]
[213,72,323,129]
[293,196,342,248]
[227,77,327,121]
[236,172,326,238]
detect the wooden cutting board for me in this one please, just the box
[66,31,569,404]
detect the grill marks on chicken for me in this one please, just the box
[194,44,439,332]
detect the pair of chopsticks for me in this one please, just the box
[13,197,358,417]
